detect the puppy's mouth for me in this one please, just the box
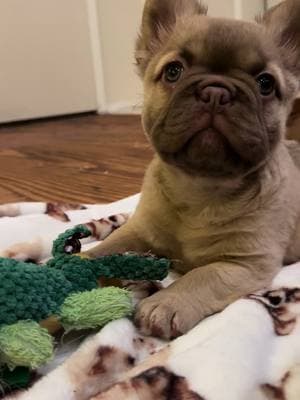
[191,113,230,145]
[161,113,233,160]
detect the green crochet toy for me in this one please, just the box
[0,225,170,391]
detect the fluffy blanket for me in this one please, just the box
[1,195,300,400]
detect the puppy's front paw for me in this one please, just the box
[134,290,200,340]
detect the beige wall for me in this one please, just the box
[267,0,282,7]
[207,0,263,20]
[240,0,265,20]
[207,0,235,18]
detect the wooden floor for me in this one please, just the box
[0,114,153,204]
[0,104,300,205]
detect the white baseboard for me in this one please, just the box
[100,101,142,115]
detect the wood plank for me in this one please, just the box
[0,114,153,204]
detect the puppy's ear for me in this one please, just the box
[260,0,300,78]
[136,0,207,75]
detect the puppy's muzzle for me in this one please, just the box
[196,79,236,113]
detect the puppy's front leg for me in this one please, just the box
[84,220,149,258]
[135,261,279,339]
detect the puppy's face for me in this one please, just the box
[136,0,300,178]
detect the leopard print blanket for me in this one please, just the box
[1,195,300,400]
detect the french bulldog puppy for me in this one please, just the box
[86,0,300,339]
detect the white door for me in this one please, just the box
[0,0,98,123]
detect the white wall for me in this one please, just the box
[0,0,97,123]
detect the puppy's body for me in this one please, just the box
[87,0,300,339]
[135,146,300,271]
[89,143,300,337]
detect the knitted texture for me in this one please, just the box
[0,259,73,326]
[0,321,53,370]
[46,255,99,292]
[47,253,170,286]
[91,254,170,281]
[60,287,133,331]
[0,253,169,326]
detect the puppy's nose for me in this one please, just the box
[197,85,233,109]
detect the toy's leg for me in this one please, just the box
[83,222,149,258]
[0,321,53,371]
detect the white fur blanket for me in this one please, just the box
[1,195,300,400]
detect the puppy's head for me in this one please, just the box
[136,0,300,178]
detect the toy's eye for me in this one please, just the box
[64,237,82,254]
[268,295,283,306]
[163,61,184,83]
[256,73,276,96]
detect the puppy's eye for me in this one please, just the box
[163,61,184,83]
[256,73,276,96]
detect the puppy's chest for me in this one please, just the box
[173,209,239,257]
[173,194,295,270]
[173,206,268,269]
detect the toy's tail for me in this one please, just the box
[52,225,91,257]
[52,226,170,282]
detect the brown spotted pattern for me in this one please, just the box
[88,346,136,377]
[261,383,286,400]
[249,288,300,335]
[46,202,86,222]
[261,372,293,400]
[131,367,204,400]
[69,344,140,400]
[86,213,129,240]
[94,367,204,400]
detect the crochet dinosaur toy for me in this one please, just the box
[0,225,170,391]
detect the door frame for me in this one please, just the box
[86,0,107,113]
